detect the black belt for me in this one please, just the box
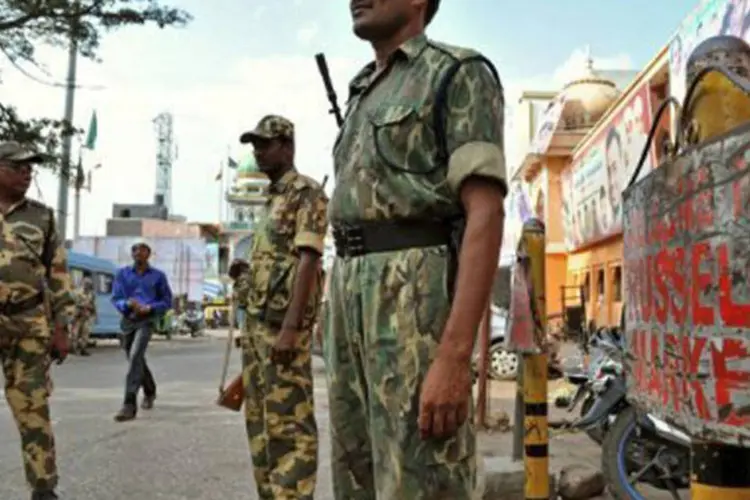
[0,292,44,316]
[333,220,452,258]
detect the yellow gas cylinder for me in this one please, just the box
[684,35,750,144]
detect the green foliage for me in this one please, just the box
[0,0,192,166]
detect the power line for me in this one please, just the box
[0,46,105,90]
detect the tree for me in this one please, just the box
[0,0,192,170]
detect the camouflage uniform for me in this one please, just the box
[72,279,96,352]
[239,116,328,499]
[0,141,75,496]
[325,34,506,499]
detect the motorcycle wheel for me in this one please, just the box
[601,407,645,499]
[580,395,605,445]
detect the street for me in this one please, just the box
[0,335,303,499]
[0,334,611,499]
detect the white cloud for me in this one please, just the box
[2,45,363,238]
[296,22,320,45]
[3,39,634,240]
[251,5,266,20]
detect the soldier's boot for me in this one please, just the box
[78,347,91,356]
[31,490,57,500]
[114,394,137,422]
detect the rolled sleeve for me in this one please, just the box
[294,186,328,254]
[443,57,507,195]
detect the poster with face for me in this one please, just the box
[668,0,750,103]
[562,84,655,250]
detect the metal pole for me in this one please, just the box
[521,219,549,500]
[511,357,524,461]
[56,29,78,241]
[73,146,82,239]
[475,300,491,428]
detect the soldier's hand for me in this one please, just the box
[418,351,473,439]
[272,328,299,365]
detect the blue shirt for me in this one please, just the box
[111,265,173,316]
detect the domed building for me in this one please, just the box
[223,154,270,262]
[511,55,625,322]
[558,58,621,131]
[509,44,672,328]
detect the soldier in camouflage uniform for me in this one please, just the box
[72,276,96,356]
[238,115,328,499]
[0,141,75,500]
[324,1,507,498]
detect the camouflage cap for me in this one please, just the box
[0,141,45,164]
[239,115,294,144]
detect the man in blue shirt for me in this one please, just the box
[111,239,173,422]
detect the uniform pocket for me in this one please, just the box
[369,104,431,174]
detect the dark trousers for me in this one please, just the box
[120,318,156,405]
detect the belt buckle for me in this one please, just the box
[335,224,365,257]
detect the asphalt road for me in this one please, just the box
[0,336,334,500]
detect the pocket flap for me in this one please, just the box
[368,104,417,127]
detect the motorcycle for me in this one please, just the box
[179,309,205,337]
[592,333,691,499]
[559,326,625,445]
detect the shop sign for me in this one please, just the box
[622,124,750,444]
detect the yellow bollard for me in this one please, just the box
[691,441,750,500]
[520,219,549,499]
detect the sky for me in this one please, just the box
[1,0,698,237]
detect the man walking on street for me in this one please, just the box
[228,258,250,333]
[238,115,328,499]
[0,141,75,500]
[72,276,96,356]
[111,239,173,421]
[325,1,507,498]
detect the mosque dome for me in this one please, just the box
[558,55,620,130]
[236,155,267,180]
[227,154,269,207]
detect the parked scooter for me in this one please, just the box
[179,307,205,337]
[558,326,624,444]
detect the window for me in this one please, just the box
[612,266,623,302]
[597,268,605,299]
[583,272,591,302]
[69,267,92,287]
[95,273,114,294]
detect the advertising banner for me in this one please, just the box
[562,83,655,250]
[668,0,750,103]
[527,94,567,156]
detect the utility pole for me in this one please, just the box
[56,22,79,241]
[72,145,83,239]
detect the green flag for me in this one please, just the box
[84,111,98,150]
